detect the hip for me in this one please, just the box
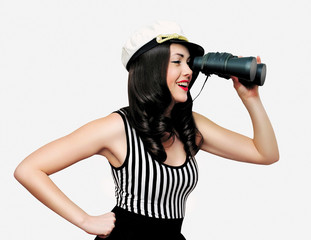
[95,206,186,240]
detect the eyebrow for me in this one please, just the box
[172,53,184,58]
[171,53,191,61]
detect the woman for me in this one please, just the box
[14,21,279,239]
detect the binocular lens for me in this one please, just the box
[256,63,266,86]
[225,56,257,82]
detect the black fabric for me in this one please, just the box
[94,206,186,240]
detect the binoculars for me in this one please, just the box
[191,52,266,87]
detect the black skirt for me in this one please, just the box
[95,206,186,240]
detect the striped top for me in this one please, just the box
[110,109,199,219]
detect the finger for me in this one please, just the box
[108,212,115,218]
[109,212,116,223]
[231,76,239,82]
[256,56,261,63]
[111,212,116,219]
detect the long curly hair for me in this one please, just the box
[123,42,203,162]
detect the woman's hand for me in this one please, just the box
[81,212,116,238]
[231,56,261,101]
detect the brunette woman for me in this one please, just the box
[14,21,279,240]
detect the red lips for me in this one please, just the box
[177,80,190,91]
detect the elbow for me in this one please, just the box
[14,162,32,184]
[260,153,280,165]
[14,164,25,183]
[262,158,279,165]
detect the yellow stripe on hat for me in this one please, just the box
[156,33,188,43]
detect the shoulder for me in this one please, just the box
[89,111,127,165]
[192,111,202,121]
[66,111,125,153]
[192,111,215,127]
[193,111,230,137]
[192,111,228,152]
[82,111,125,139]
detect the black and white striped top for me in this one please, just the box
[110,109,199,219]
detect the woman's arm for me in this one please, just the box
[14,113,125,236]
[194,58,279,165]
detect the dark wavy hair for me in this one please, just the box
[123,42,203,162]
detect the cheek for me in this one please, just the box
[166,68,178,86]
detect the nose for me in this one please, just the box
[183,63,193,78]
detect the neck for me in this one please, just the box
[165,100,175,117]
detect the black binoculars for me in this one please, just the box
[191,52,266,87]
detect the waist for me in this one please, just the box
[112,206,184,236]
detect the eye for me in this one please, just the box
[171,60,181,64]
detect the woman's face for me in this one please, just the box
[167,43,193,104]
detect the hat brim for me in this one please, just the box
[169,39,204,58]
[126,38,204,89]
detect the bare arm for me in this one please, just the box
[14,113,125,236]
[194,58,279,165]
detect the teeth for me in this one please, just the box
[177,82,188,87]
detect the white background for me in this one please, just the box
[1,0,310,239]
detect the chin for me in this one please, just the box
[173,95,188,103]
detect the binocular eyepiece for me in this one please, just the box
[191,52,266,87]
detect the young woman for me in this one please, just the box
[14,21,279,239]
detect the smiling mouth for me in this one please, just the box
[177,80,189,91]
